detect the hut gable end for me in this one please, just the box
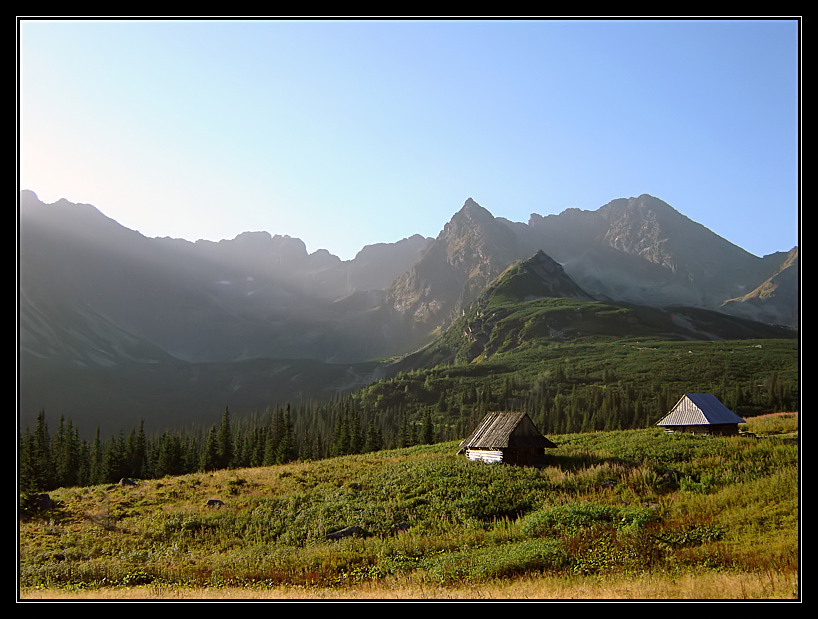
[459,411,556,466]
[656,393,746,435]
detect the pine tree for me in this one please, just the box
[89,427,105,485]
[123,422,148,479]
[155,432,185,477]
[199,427,220,471]
[216,407,234,469]
[103,431,130,483]
[396,410,413,448]
[19,427,39,493]
[349,409,363,454]
[27,411,54,490]
[420,409,435,445]
[330,404,354,456]
[300,428,315,461]
[53,415,80,488]
[274,408,297,464]
[364,416,383,453]
[249,426,266,467]
[75,438,91,487]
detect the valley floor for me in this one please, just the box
[20,569,799,601]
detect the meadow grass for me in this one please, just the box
[19,415,799,600]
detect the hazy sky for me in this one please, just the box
[19,18,800,260]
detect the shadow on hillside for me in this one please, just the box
[537,451,684,493]
[539,451,634,471]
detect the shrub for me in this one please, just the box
[519,502,661,537]
[422,539,569,584]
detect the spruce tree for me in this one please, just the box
[349,409,363,454]
[364,416,383,453]
[199,427,220,471]
[28,411,54,490]
[300,428,314,461]
[330,405,353,456]
[397,410,412,448]
[263,430,280,465]
[19,427,39,493]
[274,412,297,464]
[420,409,435,445]
[127,420,148,479]
[155,432,185,477]
[103,431,129,483]
[264,407,287,463]
[89,427,105,485]
[53,415,80,488]
[76,439,91,487]
[250,426,266,467]
[216,407,234,469]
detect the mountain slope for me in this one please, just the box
[385,198,526,335]
[720,247,799,326]
[519,194,775,309]
[18,190,797,435]
[384,195,798,353]
[18,191,424,432]
[19,190,433,363]
[386,249,796,373]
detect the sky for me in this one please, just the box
[18,18,800,260]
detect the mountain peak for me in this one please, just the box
[453,197,494,221]
[438,197,517,262]
[482,250,592,305]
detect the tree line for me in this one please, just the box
[353,363,798,438]
[19,361,797,494]
[18,395,439,494]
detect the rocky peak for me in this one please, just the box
[460,196,492,216]
[385,198,523,336]
[438,198,520,267]
[441,198,498,240]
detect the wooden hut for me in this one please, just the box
[656,393,746,435]
[458,411,556,465]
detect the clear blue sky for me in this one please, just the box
[19,18,800,260]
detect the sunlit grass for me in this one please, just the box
[19,425,799,599]
[20,570,799,600]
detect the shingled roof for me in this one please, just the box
[459,411,556,450]
[656,393,746,427]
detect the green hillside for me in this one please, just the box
[19,253,798,500]
[361,256,798,438]
[19,414,799,599]
[399,252,796,367]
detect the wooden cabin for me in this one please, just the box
[458,411,556,466]
[656,393,746,436]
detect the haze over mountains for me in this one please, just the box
[18,190,798,434]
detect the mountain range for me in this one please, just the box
[387,248,795,378]
[17,190,798,434]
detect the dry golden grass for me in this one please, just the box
[21,569,798,600]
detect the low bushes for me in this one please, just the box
[20,426,798,593]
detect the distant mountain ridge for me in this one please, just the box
[385,194,798,342]
[385,248,794,374]
[719,246,799,326]
[18,190,797,433]
[19,190,432,364]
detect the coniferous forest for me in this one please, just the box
[19,337,798,495]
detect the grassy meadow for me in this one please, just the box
[19,413,799,600]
